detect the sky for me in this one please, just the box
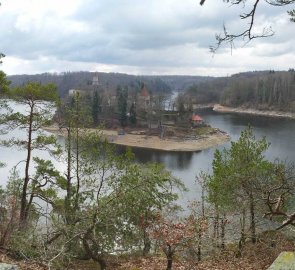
[0,0,294,76]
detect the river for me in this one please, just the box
[123,109,295,204]
[1,108,295,206]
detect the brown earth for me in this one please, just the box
[44,125,230,152]
[1,231,294,269]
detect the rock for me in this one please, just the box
[268,252,295,270]
[0,263,19,270]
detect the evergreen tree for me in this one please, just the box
[129,102,137,126]
[0,71,10,95]
[117,86,128,127]
[0,82,60,227]
[92,90,101,126]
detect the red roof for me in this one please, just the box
[140,85,149,97]
[191,114,203,121]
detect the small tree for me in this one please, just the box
[206,126,271,245]
[0,82,60,227]
[147,211,197,270]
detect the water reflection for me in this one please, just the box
[117,146,195,170]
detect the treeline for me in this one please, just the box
[7,71,214,98]
[183,70,295,112]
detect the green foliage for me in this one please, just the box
[9,82,58,102]
[41,121,186,267]
[61,91,92,128]
[31,157,65,200]
[0,52,4,65]
[206,125,271,212]
[194,127,214,136]
[0,89,185,267]
[0,71,10,95]
[288,9,295,22]
[0,82,61,226]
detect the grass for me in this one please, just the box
[194,126,215,136]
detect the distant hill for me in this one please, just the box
[181,70,295,112]
[7,72,215,98]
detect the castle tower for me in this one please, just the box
[92,74,99,86]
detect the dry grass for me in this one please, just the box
[1,232,294,269]
[114,231,295,270]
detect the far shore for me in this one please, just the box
[213,104,295,119]
[44,126,230,152]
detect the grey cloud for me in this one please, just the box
[0,0,294,75]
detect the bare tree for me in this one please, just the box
[200,0,295,52]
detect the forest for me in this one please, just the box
[7,72,213,98]
[181,70,295,112]
[0,75,295,270]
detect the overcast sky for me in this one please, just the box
[0,0,294,76]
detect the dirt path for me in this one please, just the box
[44,126,230,152]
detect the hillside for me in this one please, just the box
[7,72,215,97]
[181,70,295,112]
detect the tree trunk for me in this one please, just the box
[220,214,226,250]
[82,235,107,270]
[97,258,107,270]
[249,192,256,243]
[65,127,72,225]
[238,208,246,256]
[165,245,174,270]
[74,125,80,211]
[198,184,205,261]
[213,207,220,248]
[142,230,151,256]
[20,104,34,227]
[197,228,202,261]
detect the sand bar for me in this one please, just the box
[44,126,230,152]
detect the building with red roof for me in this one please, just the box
[191,114,204,127]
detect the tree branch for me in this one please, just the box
[200,0,295,52]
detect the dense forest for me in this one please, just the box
[182,70,295,112]
[8,72,214,98]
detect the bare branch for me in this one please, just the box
[201,0,295,52]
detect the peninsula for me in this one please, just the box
[44,125,230,152]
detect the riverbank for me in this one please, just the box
[44,126,230,152]
[213,104,295,119]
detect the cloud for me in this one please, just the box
[0,0,294,76]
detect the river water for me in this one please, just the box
[125,109,295,204]
[1,108,295,206]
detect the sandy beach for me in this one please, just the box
[44,126,230,152]
[213,104,295,119]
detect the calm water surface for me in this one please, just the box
[1,108,295,206]
[126,109,295,204]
